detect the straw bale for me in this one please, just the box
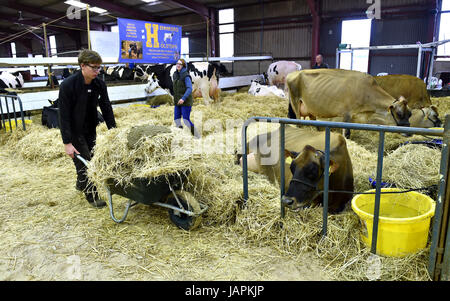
[345,139,378,192]
[431,96,450,115]
[1,122,65,162]
[348,130,439,153]
[382,144,441,189]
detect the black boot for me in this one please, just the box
[190,126,200,139]
[75,181,84,192]
[84,186,106,208]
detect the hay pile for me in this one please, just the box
[431,96,450,116]
[0,123,65,162]
[0,91,443,281]
[88,122,197,189]
[382,144,441,189]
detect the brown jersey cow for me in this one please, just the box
[286,69,412,138]
[409,106,442,128]
[241,126,354,213]
[374,74,431,109]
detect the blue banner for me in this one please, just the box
[118,18,181,64]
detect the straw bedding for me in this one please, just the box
[0,92,446,281]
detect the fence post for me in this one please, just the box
[322,127,331,236]
[428,114,450,280]
[280,123,286,218]
[370,131,385,254]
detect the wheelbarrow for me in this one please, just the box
[75,154,208,230]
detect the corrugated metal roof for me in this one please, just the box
[322,0,430,13]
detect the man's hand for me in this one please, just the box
[64,143,79,159]
[177,99,185,105]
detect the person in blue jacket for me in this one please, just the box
[172,58,199,138]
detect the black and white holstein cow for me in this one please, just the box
[267,60,302,90]
[248,80,286,98]
[0,71,24,94]
[99,66,135,82]
[140,62,229,104]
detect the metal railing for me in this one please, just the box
[0,94,27,132]
[241,116,445,264]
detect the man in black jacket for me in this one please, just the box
[312,54,329,69]
[58,49,116,208]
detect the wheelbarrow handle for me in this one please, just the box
[74,153,89,167]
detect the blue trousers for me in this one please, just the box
[174,105,194,129]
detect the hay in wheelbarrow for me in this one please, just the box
[87,122,198,190]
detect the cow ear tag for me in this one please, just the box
[286,156,293,164]
[328,160,340,174]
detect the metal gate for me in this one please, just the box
[241,115,448,280]
[0,94,27,132]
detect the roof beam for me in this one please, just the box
[165,0,216,56]
[0,13,79,40]
[307,0,320,67]
[5,0,104,31]
[82,0,161,22]
[165,0,209,18]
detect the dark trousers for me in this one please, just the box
[72,133,97,196]
[174,105,199,137]
[174,105,194,128]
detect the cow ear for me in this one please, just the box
[303,145,316,153]
[431,105,438,114]
[284,149,299,159]
[328,159,340,174]
[388,104,393,112]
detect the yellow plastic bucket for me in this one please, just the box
[2,119,32,131]
[351,188,435,257]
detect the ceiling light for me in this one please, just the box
[142,0,158,2]
[64,1,108,14]
[64,0,86,9]
[89,7,107,14]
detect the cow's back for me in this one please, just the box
[287,69,395,118]
[267,61,302,87]
[374,74,431,109]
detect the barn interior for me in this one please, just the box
[1,0,450,284]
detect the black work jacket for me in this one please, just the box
[58,70,116,144]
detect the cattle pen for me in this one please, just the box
[241,116,449,280]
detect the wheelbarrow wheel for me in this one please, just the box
[167,191,202,231]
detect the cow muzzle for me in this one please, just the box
[281,195,308,211]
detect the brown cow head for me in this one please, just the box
[414,105,442,128]
[388,96,412,127]
[281,145,339,211]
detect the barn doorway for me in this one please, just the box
[339,19,372,73]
